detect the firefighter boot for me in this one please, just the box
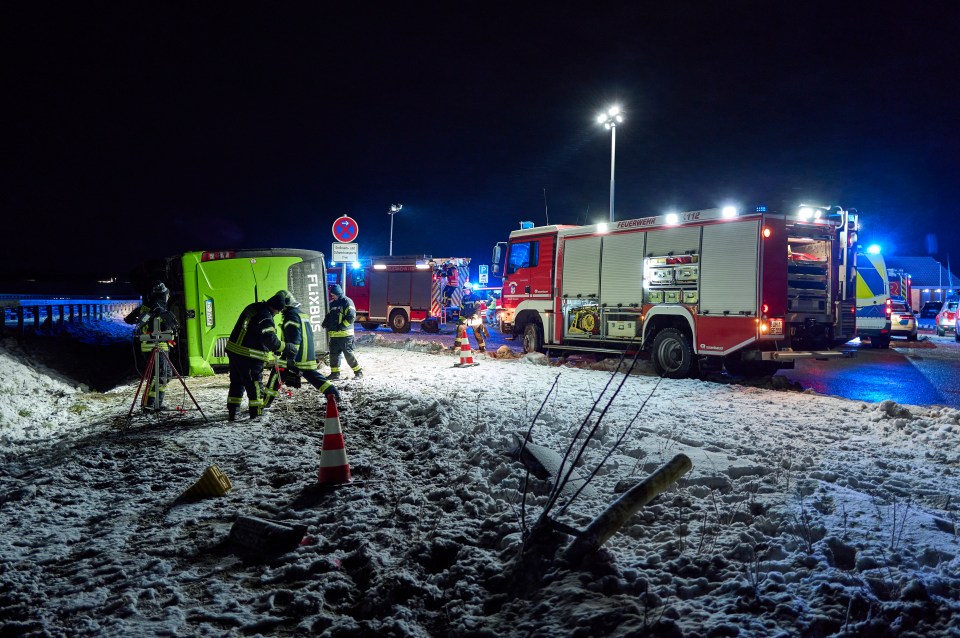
[328,371,341,380]
[228,405,238,422]
[249,406,261,420]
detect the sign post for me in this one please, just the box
[332,215,360,290]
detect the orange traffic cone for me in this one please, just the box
[182,465,233,498]
[453,323,475,367]
[455,339,478,367]
[318,396,352,484]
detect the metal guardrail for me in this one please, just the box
[0,297,141,336]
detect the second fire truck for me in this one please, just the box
[492,205,860,378]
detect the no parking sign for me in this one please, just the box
[332,216,359,243]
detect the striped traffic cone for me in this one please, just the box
[455,338,478,367]
[318,396,352,484]
[182,465,233,498]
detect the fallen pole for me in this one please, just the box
[564,453,692,559]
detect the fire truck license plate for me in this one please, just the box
[769,319,784,336]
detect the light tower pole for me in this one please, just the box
[596,105,623,223]
[388,203,403,256]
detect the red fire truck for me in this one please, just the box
[332,256,471,333]
[888,268,914,309]
[491,205,859,378]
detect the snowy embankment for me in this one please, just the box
[1,323,959,637]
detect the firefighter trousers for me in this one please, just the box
[227,353,266,419]
[329,336,362,375]
[264,366,339,408]
[143,349,171,411]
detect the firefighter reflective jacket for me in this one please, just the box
[226,302,282,362]
[129,304,179,353]
[281,307,318,370]
[460,294,482,319]
[327,295,357,338]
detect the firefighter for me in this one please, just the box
[324,284,363,380]
[225,291,285,421]
[443,260,460,305]
[264,290,340,407]
[125,281,179,411]
[458,286,488,353]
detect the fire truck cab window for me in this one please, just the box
[507,241,539,274]
[351,269,366,287]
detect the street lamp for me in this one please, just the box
[596,105,623,223]
[388,203,403,256]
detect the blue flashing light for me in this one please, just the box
[330,261,337,267]
[352,261,361,269]
[867,244,882,255]
[755,205,767,212]
[519,221,535,229]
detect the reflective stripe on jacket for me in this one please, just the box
[281,308,318,370]
[226,302,281,362]
[328,295,356,338]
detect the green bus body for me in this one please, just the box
[138,248,329,376]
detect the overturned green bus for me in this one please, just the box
[133,248,329,376]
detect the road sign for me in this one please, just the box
[478,264,489,284]
[332,216,359,243]
[332,242,359,263]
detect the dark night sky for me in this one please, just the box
[3,3,959,282]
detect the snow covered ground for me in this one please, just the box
[1,319,959,637]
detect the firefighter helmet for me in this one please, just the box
[277,290,300,308]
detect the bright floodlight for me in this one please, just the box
[597,222,608,233]
[388,203,403,256]
[867,244,882,254]
[798,207,814,220]
[596,105,623,223]
[665,213,679,225]
[722,206,737,218]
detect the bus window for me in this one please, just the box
[507,241,539,274]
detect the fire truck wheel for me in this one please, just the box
[389,309,412,333]
[522,322,544,354]
[651,328,693,379]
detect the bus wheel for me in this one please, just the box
[389,309,411,333]
[522,322,543,354]
[420,318,440,334]
[651,328,693,378]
